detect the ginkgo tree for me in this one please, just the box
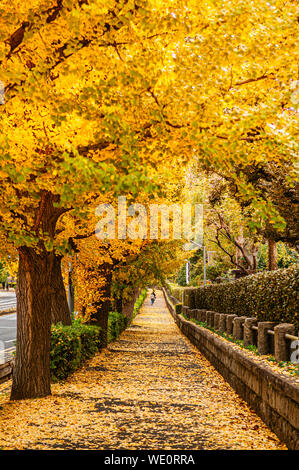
[0,0,190,400]
[0,0,298,400]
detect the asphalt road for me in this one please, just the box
[0,291,16,312]
[0,292,17,363]
[0,313,16,364]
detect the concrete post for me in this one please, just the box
[188,309,197,320]
[243,318,258,348]
[206,311,214,327]
[274,323,296,362]
[196,310,203,322]
[198,310,207,323]
[257,322,275,355]
[219,314,227,334]
[214,313,221,330]
[226,315,237,335]
[233,316,246,340]
[192,309,199,321]
[182,306,190,317]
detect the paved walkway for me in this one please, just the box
[0,291,286,450]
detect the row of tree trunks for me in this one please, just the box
[12,250,115,399]
[10,235,278,401]
[234,237,278,273]
[10,190,114,400]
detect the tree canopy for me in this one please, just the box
[0,0,298,399]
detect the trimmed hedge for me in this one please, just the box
[50,289,148,382]
[108,289,147,342]
[108,311,128,343]
[50,322,102,382]
[171,265,299,332]
[50,312,128,382]
[132,288,147,318]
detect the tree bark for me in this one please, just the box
[115,290,123,315]
[68,263,75,316]
[10,247,54,400]
[11,190,66,400]
[268,239,278,270]
[51,254,72,325]
[90,263,113,347]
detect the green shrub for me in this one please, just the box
[108,311,128,343]
[169,265,299,332]
[50,291,147,382]
[205,263,229,282]
[132,288,147,318]
[182,287,197,309]
[108,289,147,342]
[165,282,184,302]
[50,322,102,382]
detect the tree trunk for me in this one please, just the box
[268,239,278,270]
[121,287,138,321]
[91,263,113,347]
[68,263,75,316]
[51,254,72,325]
[115,290,123,315]
[10,191,65,400]
[10,247,54,400]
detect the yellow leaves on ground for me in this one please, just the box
[0,291,287,450]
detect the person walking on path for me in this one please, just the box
[150,290,156,305]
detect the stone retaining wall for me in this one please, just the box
[163,288,299,450]
[0,360,13,384]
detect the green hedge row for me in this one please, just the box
[51,311,129,381]
[167,283,184,303]
[108,311,129,343]
[108,289,147,341]
[132,288,147,318]
[50,290,148,382]
[50,322,102,382]
[169,265,299,332]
